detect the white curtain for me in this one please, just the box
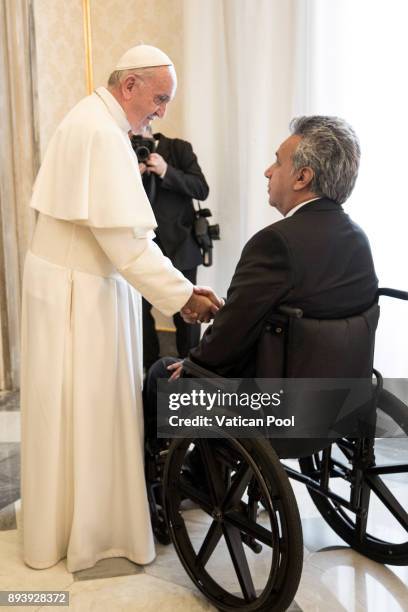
[293,0,408,377]
[181,0,407,376]
[0,0,39,389]
[181,0,296,295]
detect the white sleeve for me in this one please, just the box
[91,226,193,316]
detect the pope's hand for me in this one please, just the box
[181,286,224,324]
[146,153,168,176]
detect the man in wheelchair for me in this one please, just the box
[145,114,377,435]
[143,116,407,611]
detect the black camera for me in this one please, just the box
[194,205,220,267]
[131,135,156,162]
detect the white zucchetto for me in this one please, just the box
[115,44,173,70]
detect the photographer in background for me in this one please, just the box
[132,127,209,369]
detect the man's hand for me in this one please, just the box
[138,162,147,175]
[181,286,224,324]
[181,292,215,324]
[167,360,184,381]
[146,153,168,176]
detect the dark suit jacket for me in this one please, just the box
[190,198,378,376]
[143,133,209,270]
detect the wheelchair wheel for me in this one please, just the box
[299,388,408,565]
[163,436,303,612]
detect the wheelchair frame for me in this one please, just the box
[145,287,408,611]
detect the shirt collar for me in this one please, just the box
[285,197,321,218]
[94,86,131,133]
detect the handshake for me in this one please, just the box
[181,286,224,324]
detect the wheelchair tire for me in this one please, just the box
[163,436,303,612]
[299,387,408,565]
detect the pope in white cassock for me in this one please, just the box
[20,45,219,572]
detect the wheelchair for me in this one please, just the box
[145,288,408,612]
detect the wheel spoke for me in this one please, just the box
[367,463,408,476]
[355,483,371,542]
[225,508,275,547]
[178,476,213,515]
[221,462,253,511]
[336,439,356,461]
[223,522,257,602]
[198,440,226,506]
[366,473,408,531]
[196,520,223,567]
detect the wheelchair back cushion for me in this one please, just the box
[255,303,380,458]
[256,302,379,379]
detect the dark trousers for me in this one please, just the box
[142,267,201,370]
[143,357,213,485]
[143,356,178,449]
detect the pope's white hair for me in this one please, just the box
[107,67,157,88]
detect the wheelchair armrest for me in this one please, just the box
[182,358,223,379]
[377,287,408,301]
[278,305,304,318]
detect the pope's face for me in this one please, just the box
[126,66,177,132]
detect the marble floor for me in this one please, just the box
[1,391,407,612]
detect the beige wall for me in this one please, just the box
[34,0,185,156]
[91,0,184,138]
[33,0,87,158]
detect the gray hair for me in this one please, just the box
[289,116,361,205]
[107,67,156,88]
